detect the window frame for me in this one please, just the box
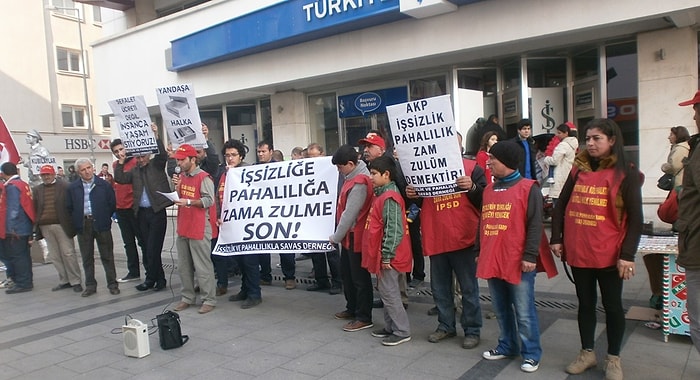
[62,105,87,128]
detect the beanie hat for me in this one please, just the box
[489,141,521,170]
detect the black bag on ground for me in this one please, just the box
[657,173,674,191]
[156,310,189,350]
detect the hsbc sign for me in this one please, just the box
[27,134,112,154]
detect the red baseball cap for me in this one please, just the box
[679,90,700,106]
[172,144,197,160]
[39,165,55,175]
[358,132,386,150]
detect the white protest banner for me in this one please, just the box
[387,95,465,197]
[214,157,338,255]
[155,84,206,149]
[30,155,58,174]
[108,95,158,156]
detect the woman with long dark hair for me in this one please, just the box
[549,119,642,380]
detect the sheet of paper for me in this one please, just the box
[157,191,179,202]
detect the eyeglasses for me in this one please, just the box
[224,153,240,158]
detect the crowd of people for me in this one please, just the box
[3,93,700,378]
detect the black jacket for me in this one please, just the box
[114,138,174,215]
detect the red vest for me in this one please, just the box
[420,159,480,255]
[564,168,625,268]
[113,158,137,209]
[177,171,213,240]
[477,179,535,285]
[337,174,373,251]
[0,178,35,238]
[361,189,412,274]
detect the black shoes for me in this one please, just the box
[136,281,165,291]
[329,286,342,295]
[307,282,330,292]
[110,288,121,295]
[81,288,96,297]
[241,298,262,309]
[229,292,248,302]
[52,283,72,291]
[6,286,33,294]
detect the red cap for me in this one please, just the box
[679,90,700,106]
[358,132,386,150]
[39,165,55,175]
[564,121,576,131]
[172,144,197,160]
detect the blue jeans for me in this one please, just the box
[0,236,32,288]
[487,271,541,361]
[430,247,482,336]
[236,254,262,299]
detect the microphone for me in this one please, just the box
[174,166,181,176]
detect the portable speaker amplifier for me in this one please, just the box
[122,319,150,358]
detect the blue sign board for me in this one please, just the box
[338,87,407,118]
[171,0,406,71]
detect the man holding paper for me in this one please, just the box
[114,123,173,292]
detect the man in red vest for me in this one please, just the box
[110,139,144,284]
[171,144,217,314]
[0,162,36,293]
[406,134,486,350]
[477,141,543,373]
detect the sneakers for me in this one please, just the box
[0,279,14,289]
[342,320,373,332]
[428,330,456,343]
[382,334,411,346]
[260,279,272,286]
[284,279,296,290]
[117,274,140,283]
[482,349,511,360]
[329,286,342,295]
[521,359,540,373]
[371,328,392,338]
[334,310,355,320]
[566,349,597,374]
[6,286,33,294]
[408,278,424,288]
[604,354,623,380]
[307,282,330,292]
[462,335,480,349]
[73,284,83,293]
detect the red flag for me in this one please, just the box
[0,115,21,165]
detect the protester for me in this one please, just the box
[676,91,700,356]
[406,133,485,350]
[66,158,120,297]
[512,119,538,180]
[550,119,643,380]
[477,141,544,373]
[32,165,82,293]
[97,163,114,184]
[0,162,36,294]
[330,144,374,330]
[476,131,498,185]
[171,144,217,314]
[114,123,172,292]
[110,139,144,284]
[542,122,578,205]
[364,156,412,346]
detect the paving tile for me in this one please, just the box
[18,364,78,380]
[13,334,77,355]
[220,351,293,376]
[5,348,75,374]
[57,349,127,373]
[279,351,352,377]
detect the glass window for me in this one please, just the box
[527,58,566,88]
[57,47,82,73]
[605,41,638,164]
[62,105,86,127]
[93,5,102,23]
[409,76,446,100]
[573,48,598,80]
[52,0,82,19]
[308,93,339,155]
[503,60,521,90]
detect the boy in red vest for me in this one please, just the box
[363,156,412,346]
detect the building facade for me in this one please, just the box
[0,1,121,174]
[90,0,700,223]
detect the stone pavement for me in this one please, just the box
[0,219,699,379]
